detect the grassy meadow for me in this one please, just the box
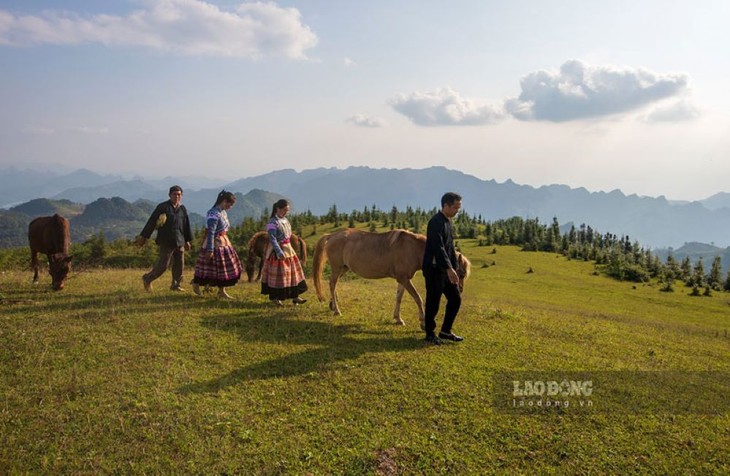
[1,230,729,474]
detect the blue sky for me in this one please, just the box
[1,0,728,200]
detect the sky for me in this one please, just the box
[1,0,728,201]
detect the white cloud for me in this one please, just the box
[73,126,110,135]
[344,56,356,67]
[0,0,318,59]
[345,114,386,128]
[641,99,700,123]
[390,87,505,126]
[505,60,689,122]
[25,127,56,135]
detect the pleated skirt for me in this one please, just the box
[261,254,308,300]
[193,245,242,287]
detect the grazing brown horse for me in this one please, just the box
[312,229,470,328]
[245,231,308,282]
[28,214,72,291]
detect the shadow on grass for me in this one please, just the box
[0,282,275,318]
[180,314,424,393]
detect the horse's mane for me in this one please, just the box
[387,229,425,247]
[247,231,265,253]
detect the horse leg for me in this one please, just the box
[328,268,345,316]
[393,283,406,325]
[256,257,263,282]
[398,278,425,330]
[31,250,39,284]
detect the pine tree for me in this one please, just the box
[689,258,706,287]
[362,206,371,223]
[659,270,674,292]
[568,225,576,245]
[708,256,723,290]
[547,217,561,252]
[325,204,339,225]
[665,253,680,280]
[89,232,107,264]
[680,257,692,282]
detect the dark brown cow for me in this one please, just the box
[245,231,307,282]
[28,214,72,291]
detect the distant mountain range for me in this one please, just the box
[1,166,729,249]
[0,167,224,208]
[654,242,730,276]
[0,189,284,247]
[220,167,730,248]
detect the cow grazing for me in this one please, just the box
[28,214,72,291]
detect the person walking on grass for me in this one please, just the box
[261,199,308,306]
[423,192,464,345]
[135,185,193,292]
[191,190,243,300]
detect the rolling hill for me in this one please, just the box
[1,239,728,473]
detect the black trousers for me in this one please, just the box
[423,267,461,337]
[144,244,185,287]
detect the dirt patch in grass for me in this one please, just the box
[374,448,401,476]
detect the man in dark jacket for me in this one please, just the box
[135,185,193,292]
[422,192,463,345]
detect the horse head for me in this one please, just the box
[456,252,471,293]
[50,253,72,290]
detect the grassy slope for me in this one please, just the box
[1,237,729,474]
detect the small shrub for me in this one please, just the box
[660,281,674,293]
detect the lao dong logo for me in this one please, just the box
[511,379,593,409]
[513,380,593,397]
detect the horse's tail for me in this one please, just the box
[458,252,472,280]
[312,234,330,302]
[296,235,308,265]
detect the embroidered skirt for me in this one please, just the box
[261,254,308,300]
[193,245,242,287]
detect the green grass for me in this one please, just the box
[1,242,729,474]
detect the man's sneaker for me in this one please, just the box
[142,276,152,292]
[438,332,464,342]
[292,297,307,305]
[192,283,202,296]
[170,285,185,292]
[425,334,443,345]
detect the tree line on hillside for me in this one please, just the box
[1,204,729,294]
[477,216,730,295]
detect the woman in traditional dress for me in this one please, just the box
[261,199,308,306]
[192,190,242,299]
